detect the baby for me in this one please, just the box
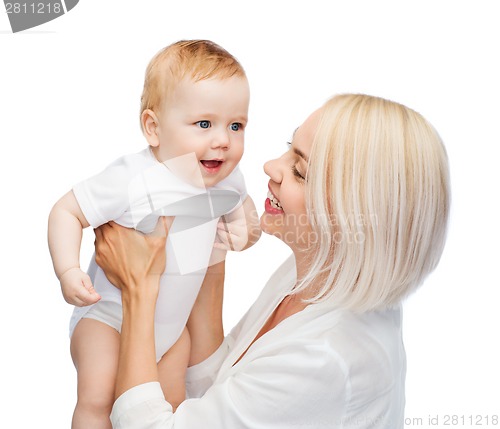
[48,40,260,428]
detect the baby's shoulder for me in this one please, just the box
[105,148,156,176]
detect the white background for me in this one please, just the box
[1,1,499,427]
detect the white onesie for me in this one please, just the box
[69,147,246,361]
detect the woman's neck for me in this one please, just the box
[292,249,329,301]
[293,249,310,278]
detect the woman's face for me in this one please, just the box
[260,108,321,252]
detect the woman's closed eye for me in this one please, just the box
[292,165,305,181]
[286,142,306,181]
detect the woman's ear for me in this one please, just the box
[141,109,160,147]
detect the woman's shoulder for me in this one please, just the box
[278,306,406,413]
[253,304,405,385]
[304,305,405,363]
[303,306,406,392]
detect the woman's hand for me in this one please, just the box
[213,196,261,252]
[94,219,169,297]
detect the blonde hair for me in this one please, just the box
[296,94,450,312]
[139,40,246,131]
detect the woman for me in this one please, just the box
[94,94,450,428]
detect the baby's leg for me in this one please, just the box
[70,318,120,429]
[158,327,191,412]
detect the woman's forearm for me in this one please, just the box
[93,220,168,399]
[187,260,225,366]
[115,281,160,399]
[115,259,224,398]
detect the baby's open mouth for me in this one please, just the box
[200,159,224,175]
[200,160,223,168]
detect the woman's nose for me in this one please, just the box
[263,157,282,183]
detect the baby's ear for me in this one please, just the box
[141,109,160,147]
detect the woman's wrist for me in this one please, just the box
[121,297,156,343]
[121,275,160,306]
[116,276,160,399]
[121,277,158,342]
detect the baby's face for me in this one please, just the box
[154,76,249,188]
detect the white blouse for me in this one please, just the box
[111,255,406,428]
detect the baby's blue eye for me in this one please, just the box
[196,120,211,129]
[230,123,242,131]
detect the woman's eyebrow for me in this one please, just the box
[293,147,309,163]
[290,128,309,162]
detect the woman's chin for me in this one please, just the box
[260,214,279,237]
[260,216,290,246]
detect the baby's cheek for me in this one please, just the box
[234,146,244,162]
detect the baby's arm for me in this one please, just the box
[48,190,101,306]
[215,195,261,252]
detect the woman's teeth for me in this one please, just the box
[267,191,283,210]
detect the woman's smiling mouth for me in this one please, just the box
[265,188,284,214]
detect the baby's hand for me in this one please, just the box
[214,216,249,252]
[59,267,101,307]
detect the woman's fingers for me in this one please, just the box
[93,219,168,291]
[94,226,107,270]
[150,216,170,239]
[94,225,102,238]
